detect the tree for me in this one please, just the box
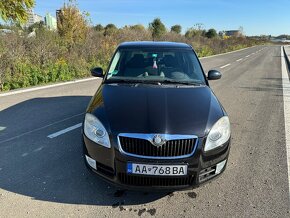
[94,24,104,32]
[57,0,89,46]
[149,18,166,40]
[194,23,205,31]
[205,28,217,38]
[185,23,206,39]
[104,23,118,36]
[171,25,182,34]
[185,28,204,38]
[0,0,35,23]
[185,29,192,38]
[129,24,145,32]
[105,24,117,30]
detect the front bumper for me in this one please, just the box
[83,134,230,191]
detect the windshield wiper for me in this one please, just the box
[158,80,202,86]
[104,79,161,85]
[104,79,202,86]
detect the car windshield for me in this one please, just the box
[105,48,206,85]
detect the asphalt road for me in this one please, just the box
[0,45,289,217]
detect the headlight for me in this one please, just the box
[204,116,230,152]
[84,113,111,148]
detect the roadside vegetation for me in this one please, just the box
[0,0,268,92]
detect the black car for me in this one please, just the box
[83,41,231,190]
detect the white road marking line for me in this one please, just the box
[0,77,99,97]
[220,64,231,69]
[47,123,82,139]
[245,55,251,58]
[0,113,84,144]
[252,53,255,55]
[281,46,290,201]
[236,58,243,62]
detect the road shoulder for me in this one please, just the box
[281,46,290,205]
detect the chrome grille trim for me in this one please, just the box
[117,133,198,159]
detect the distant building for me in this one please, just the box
[56,10,62,29]
[224,30,242,37]
[25,9,43,27]
[45,13,57,30]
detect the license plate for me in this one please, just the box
[127,163,187,176]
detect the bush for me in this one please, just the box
[0,23,267,92]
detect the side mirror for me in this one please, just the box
[207,70,222,80]
[91,67,104,78]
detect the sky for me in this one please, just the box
[32,0,290,36]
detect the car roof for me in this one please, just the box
[118,41,192,49]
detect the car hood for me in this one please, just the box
[87,84,225,137]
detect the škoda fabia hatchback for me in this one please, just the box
[83,41,231,190]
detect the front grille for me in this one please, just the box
[119,136,197,158]
[118,173,194,187]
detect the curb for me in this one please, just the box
[0,77,100,97]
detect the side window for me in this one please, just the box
[107,51,121,78]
